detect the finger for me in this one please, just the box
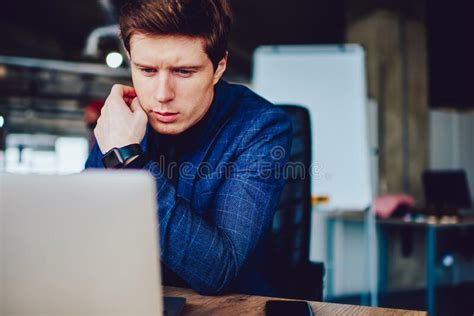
[111,84,136,98]
[130,97,144,113]
[106,90,133,112]
[124,96,134,107]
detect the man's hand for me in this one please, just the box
[94,84,148,154]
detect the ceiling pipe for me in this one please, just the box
[83,0,126,60]
[83,24,120,58]
[98,0,117,25]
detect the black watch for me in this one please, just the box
[102,144,144,169]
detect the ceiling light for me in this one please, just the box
[106,52,123,69]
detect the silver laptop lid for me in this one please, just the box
[0,171,162,316]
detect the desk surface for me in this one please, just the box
[163,286,426,316]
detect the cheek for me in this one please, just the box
[132,76,154,106]
[180,74,214,99]
[178,80,213,115]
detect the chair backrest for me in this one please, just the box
[264,105,324,301]
[270,105,312,267]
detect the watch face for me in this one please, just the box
[102,148,124,168]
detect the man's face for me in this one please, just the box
[129,34,227,135]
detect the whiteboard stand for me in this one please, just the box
[365,206,379,307]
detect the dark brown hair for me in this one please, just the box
[119,0,232,69]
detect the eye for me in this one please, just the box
[140,68,157,75]
[174,69,195,77]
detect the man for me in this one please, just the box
[85,0,292,296]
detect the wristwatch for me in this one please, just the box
[102,143,143,169]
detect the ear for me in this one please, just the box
[212,52,228,85]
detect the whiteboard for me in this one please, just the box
[253,45,373,210]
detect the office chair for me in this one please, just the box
[264,105,325,301]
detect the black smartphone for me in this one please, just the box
[265,300,314,316]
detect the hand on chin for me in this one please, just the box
[94,84,149,153]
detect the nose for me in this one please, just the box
[154,72,175,103]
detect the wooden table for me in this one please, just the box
[164,286,426,315]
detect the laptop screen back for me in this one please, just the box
[0,171,162,316]
[422,170,472,212]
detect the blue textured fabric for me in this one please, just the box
[85,80,292,296]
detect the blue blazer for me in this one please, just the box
[85,80,292,296]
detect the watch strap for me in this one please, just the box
[123,150,151,169]
[102,143,143,169]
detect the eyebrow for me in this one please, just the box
[132,61,204,70]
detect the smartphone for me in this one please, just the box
[265,300,314,316]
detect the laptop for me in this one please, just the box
[422,169,472,215]
[0,171,185,315]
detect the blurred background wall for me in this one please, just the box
[1,0,473,313]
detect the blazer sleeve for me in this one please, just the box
[84,143,105,169]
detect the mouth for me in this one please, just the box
[151,111,179,123]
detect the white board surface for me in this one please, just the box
[253,45,373,210]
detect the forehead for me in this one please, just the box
[129,33,209,65]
